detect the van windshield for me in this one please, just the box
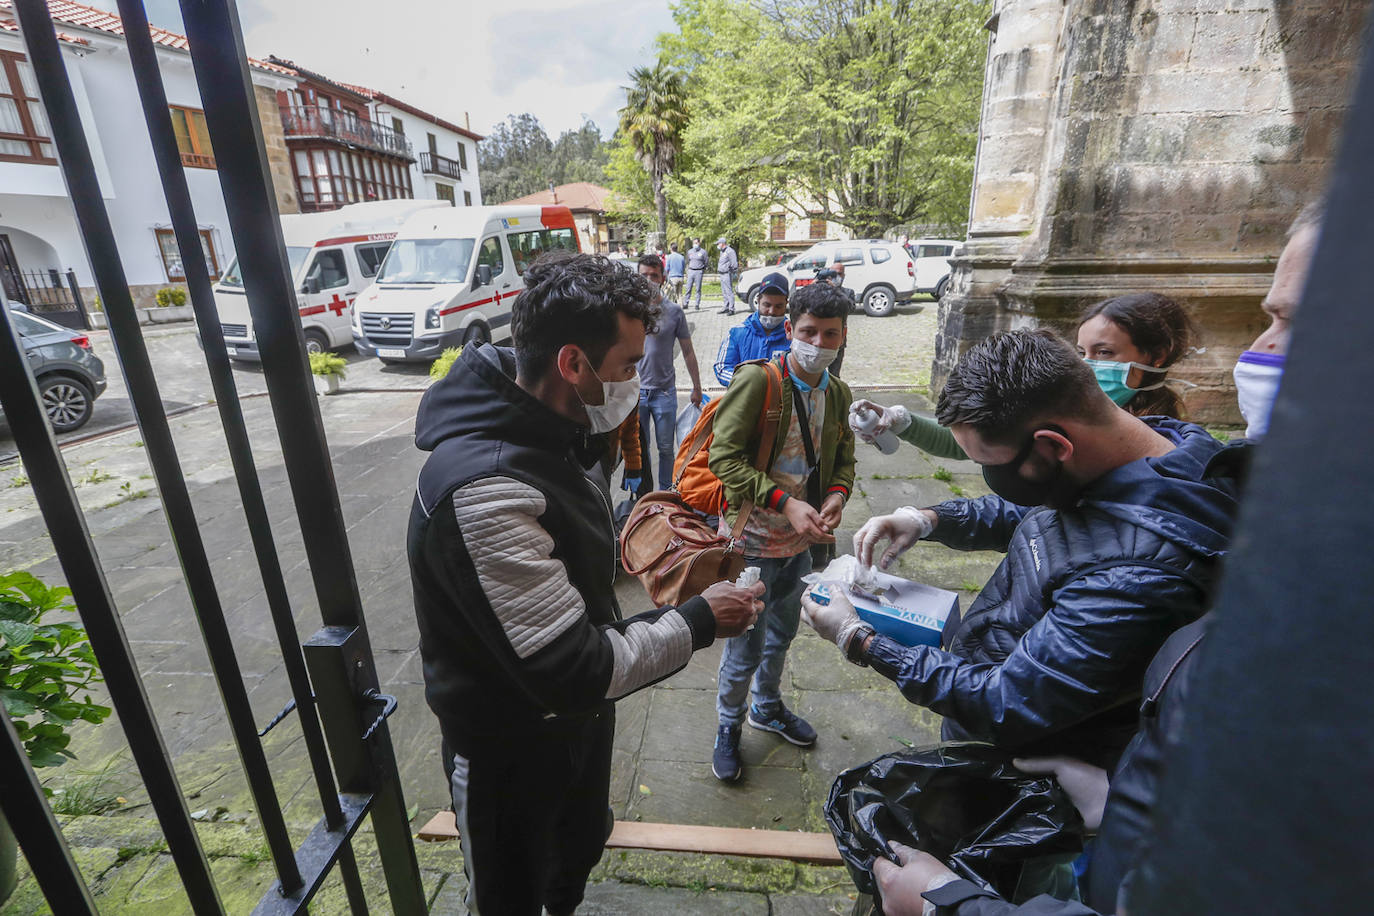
[376,238,475,285]
[219,247,310,289]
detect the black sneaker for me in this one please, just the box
[712,724,743,781]
[747,703,817,747]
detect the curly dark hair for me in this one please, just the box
[1078,292,1196,419]
[788,281,850,326]
[513,252,660,380]
[937,329,1111,443]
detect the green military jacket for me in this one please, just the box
[707,354,857,526]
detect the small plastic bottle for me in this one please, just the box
[852,406,901,455]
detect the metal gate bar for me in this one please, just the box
[113,0,369,908]
[13,0,302,895]
[0,304,223,913]
[0,633,100,915]
[176,0,427,909]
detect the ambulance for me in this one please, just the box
[351,205,580,363]
[212,199,449,360]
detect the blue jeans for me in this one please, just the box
[716,550,813,727]
[639,387,677,490]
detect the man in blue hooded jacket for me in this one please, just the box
[803,329,1240,769]
[714,271,791,385]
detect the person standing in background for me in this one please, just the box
[717,237,739,315]
[666,242,686,302]
[684,237,708,310]
[637,254,704,491]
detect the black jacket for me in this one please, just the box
[865,419,1240,768]
[408,345,715,755]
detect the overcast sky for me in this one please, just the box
[95,0,674,139]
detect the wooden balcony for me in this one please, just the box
[279,105,414,160]
[419,151,461,180]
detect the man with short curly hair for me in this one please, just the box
[408,252,765,914]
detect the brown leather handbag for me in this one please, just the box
[619,362,783,607]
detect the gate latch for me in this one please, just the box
[360,688,397,741]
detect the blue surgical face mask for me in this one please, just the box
[1084,358,1168,407]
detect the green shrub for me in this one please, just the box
[308,351,347,378]
[0,572,111,771]
[154,287,187,307]
[429,347,463,380]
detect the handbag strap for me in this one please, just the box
[789,382,822,509]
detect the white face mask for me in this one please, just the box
[789,338,838,375]
[757,313,784,329]
[1233,351,1284,439]
[575,356,640,434]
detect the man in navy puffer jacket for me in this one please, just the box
[803,330,1241,769]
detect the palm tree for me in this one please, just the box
[619,62,689,240]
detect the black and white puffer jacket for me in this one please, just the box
[407,344,716,755]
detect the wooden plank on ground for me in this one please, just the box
[416,811,842,865]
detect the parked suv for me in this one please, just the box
[3,310,107,433]
[785,240,917,316]
[906,238,960,300]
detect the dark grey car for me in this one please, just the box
[4,310,107,433]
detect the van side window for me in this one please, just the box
[476,237,504,282]
[305,248,349,290]
[355,242,390,278]
[870,247,891,264]
[835,247,863,266]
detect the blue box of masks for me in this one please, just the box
[809,565,958,648]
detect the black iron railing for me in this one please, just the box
[280,104,414,160]
[419,150,460,179]
[0,0,427,912]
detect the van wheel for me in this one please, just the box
[935,275,950,300]
[462,324,489,347]
[303,329,328,354]
[862,284,896,317]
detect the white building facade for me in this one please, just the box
[358,91,483,209]
[0,3,297,310]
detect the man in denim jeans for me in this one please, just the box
[637,254,703,489]
[706,282,856,781]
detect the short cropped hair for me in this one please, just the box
[513,252,659,381]
[638,254,663,272]
[669,242,678,252]
[937,329,1110,443]
[788,282,849,326]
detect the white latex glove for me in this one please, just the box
[1015,756,1110,832]
[848,399,912,443]
[800,585,865,652]
[854,507,936,570]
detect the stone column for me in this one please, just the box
[254,84,299,216]
[936,0,1365,424]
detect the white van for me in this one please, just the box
[212,199,449,359]
[351,205,580,362]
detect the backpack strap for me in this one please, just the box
[727,358,784,547]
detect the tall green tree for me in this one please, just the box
[618,62,690,238]
[659,0,988,240]
[478,114,612,203]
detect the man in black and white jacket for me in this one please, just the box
[408,251,763,916]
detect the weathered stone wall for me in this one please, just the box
[937,0,1367,424]
[255,84,298,216]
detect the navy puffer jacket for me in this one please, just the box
[865,419,1241,768]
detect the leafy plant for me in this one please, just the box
[154,287,187,308]
[429,347,463,381]
[50,767,125,816]
[7,474,27,489]
[308,352,347,378]
[0,572,110,770]
[932,467,953,482]
[79,468,113,486]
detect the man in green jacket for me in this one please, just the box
[707,282,857,781]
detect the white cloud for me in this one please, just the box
[104,0,672,138]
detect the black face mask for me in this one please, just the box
[981,428,1076,508]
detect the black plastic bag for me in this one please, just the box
[825,743,1085,899]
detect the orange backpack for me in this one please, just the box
[671,358,784,515]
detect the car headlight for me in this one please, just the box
[425,306,441,330]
